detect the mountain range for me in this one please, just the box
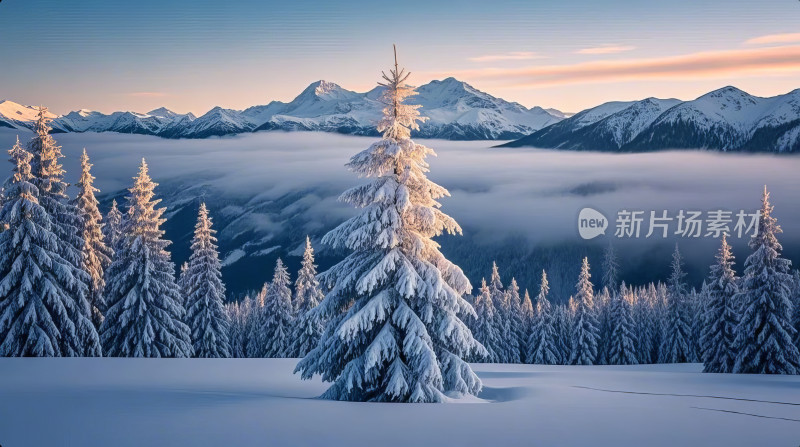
[0,78,565,141]
[501,86,800,152]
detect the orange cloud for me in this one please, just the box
[434,46,800,88]
[575,45,636,55]
[468,51,544,62]
[745,33,800,45]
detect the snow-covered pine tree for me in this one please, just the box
[527,270,558,364]
[607,285,638,365]
[71,149,112,328]
[521,289,535,330]
[602,242,619,292]
[507,277,525,363]
[489,262,518,363]
[185,203,230,358]
[295,49,485,401]
[570,257,600,365]
[177,261,189,306]
[733,187,800,374]
[246,282,269,358]
[26,109,100,356]
[0,138,98,356]
[103,199,124,251]
[260,258,294,358]
[552,304,572,364]
[470,279,501,363]
[701,234,739,373]
[660,245,693,363]
[100,159,192,357]
[633,284,658,364]
[595,286,612,365]
[289,236,325,357]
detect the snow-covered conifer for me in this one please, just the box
[185,203,230,358]
[289,237,325,357]
[100,160,192,357]
[26,110,100,356]
[246,282,269,358]
[103,199,124,250]
[507,277,525,363]
[602,243,619,292]
[607,286,638,365]
[660,245,692,363]
[296,49,484,401]
[0,138,98,356]
[260,258,294,358]
[470,279,501,363]
[733,187,799,374]
[71,149,112,328]
[527,270,558,364]
[701,234,739,373]
[570,258,600,365]
[521,289,535,329]
[489,262,518,363]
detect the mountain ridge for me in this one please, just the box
[0,78,564,141]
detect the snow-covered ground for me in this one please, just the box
[0,359,797,446]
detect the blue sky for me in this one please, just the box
[1,0,798,115]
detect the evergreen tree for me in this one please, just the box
[296,49,484,401]
[470,279,501,363]
[552,304,572,364]
[289,237,325,357]
[489,262,518,363]
[261,258,294,358]
[595,286,612,365]
[607,286,638,365]
[246,283,269,358]
[660,245,693,363]
[570,257,600,365]
[0,138,99,356]
[733,187,800,374]
[506,277,525,363]
[602,242,619,292]
[100,160,192,357]
[103,199,124,250]
[185,203,230,358]
[27,109,100,355]
[71,149,112,328]
[520,289,535,330]
[527,270,558,364]
[701,234,739,373]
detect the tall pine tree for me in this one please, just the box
[701,234,739,373]
[0,138,98,356]
[295,48,484,401]
[72,149,112,328]
[261,258,294,358]
[660,245,692,363]
[100,160,192,357]
[570,257,600,365]
[527,270,558,364]
[27,109,100,356]
[185,203,230,358]
[607,285,638,365]
[289,236,325,357]
[733,187,799,374]
[470,279,501,363]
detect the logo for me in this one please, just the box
[578,207,608,240]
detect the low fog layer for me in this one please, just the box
[2,129,798,298]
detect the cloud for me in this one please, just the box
[434,45,800,88]
[745,33,800,45]
[127,92,168,98]
[575,45,636,55]
[468,51,543,62]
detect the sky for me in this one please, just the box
[1,0,798,115]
